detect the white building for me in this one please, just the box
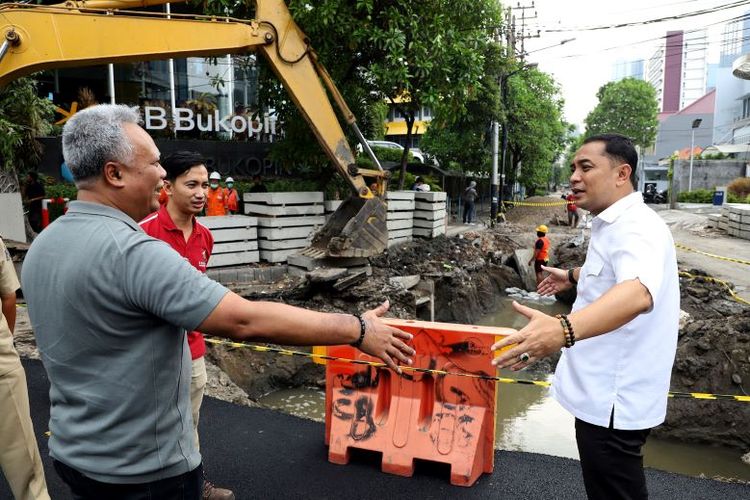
[646,30,708,113]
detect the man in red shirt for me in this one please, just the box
[140,151,233,500]
[566,192,580,228]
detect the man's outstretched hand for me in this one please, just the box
[358,300,415,374]
[537,265,573,296]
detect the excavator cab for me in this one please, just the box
[0,0,390,257]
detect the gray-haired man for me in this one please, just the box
[22,104,415,499]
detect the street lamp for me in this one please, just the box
[688,118,702,192]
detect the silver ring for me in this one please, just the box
[519,352,530,363]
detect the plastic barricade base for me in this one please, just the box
[324,318,514,487]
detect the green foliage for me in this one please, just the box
[387,171,440,192]
[356,146,414,167]
[677,189,713,203]
[507,68,567,190]
[583,78,658,148]
[421,42,504,175]
[210,0,503,188]
[676,188,745,204]
[45,182,78,200]
[697,152,728,160]
[0,76,55,174]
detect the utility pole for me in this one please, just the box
[491,3,540,226]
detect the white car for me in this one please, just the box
[361,140,425,163]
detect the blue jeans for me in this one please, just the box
[53,460,203,500]
[463,201,475,223]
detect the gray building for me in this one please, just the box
[641,90,715,191]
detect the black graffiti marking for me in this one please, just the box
[350,396,377,441]
[333,398,354,420]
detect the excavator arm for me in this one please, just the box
[0,0,388,257]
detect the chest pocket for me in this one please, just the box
[581,255,616,291]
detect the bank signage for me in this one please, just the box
[143,106,278,138]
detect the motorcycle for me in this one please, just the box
[643,184,667,204]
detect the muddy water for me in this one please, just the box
[259,297,750,480]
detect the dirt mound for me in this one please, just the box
[655,283,750,447]
[504,195,578,228]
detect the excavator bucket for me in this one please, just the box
[301,195,388,258]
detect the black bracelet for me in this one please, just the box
[567,268,577,285]
[351,314,367,348]
[560,313,576,347]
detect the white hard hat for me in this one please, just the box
[225,177,234,183]
[209,172,221,180]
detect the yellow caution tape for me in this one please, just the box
[675,243,750,266]
[502,200,570,207]
[204,337,749,403]
[679,271,750,306]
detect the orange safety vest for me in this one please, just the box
[225,188,238,213]
[535,236,550,261]
[206,187,227,216]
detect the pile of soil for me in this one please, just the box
[504,195,581,229]
[655,273,750,448]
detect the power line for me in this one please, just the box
[542,0,750,33]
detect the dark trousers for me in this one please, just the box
[575,418,651,500]
[54,459,203,500]
[463,200,475,223]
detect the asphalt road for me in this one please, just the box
[2,359,748,500]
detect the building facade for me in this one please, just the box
[713,10,750,145]
[646,30,708,113]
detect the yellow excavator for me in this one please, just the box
[0,0,389,258]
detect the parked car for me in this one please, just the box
[358,140,426,163]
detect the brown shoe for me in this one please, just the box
[202,480,235,500]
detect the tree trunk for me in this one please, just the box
[396,113,416,190]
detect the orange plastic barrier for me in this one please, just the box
[324,318,514,487]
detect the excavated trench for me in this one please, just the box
[207,226,750,455]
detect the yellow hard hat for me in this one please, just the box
[536,224,548,233]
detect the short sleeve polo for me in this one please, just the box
[22,201,229,483]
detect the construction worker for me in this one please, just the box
[527,224,550,286]
[206,171,227,216]
[224,177,239,215]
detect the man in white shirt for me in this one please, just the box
[492,133,679,499]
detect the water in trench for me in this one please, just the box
[259,297,750,480]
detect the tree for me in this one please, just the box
[506,67,567,195]
[0,77,54,187]
[202,0,503,190]
[583,78,658,148]
[0,76,55,238]
[420,41,504,175]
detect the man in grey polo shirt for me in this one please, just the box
[22,104,415,500]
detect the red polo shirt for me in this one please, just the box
[139,205,214,359]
